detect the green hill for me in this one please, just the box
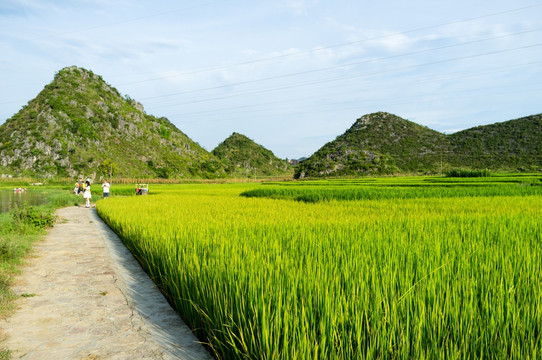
[0,66,223,179]
[2,67,540,180]
[448,114,542,171]
[212,132,293,178]
[295,112,542,178]
[295,112,447,178]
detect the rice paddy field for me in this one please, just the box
[96,174,542,359]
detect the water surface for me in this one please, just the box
[0,189,48,214]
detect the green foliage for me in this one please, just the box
[54,162,68,177]
[159,124,172,140]
[449,114,542,170]
[201,159,222,174]
[295,112,542,178]
[154,167,173,179]
[109,116,119,129]
[30,148,42,157]
[295,112,444,178]
[445,168,491,178]
[0,348,10,359]
[47,193,81,207]
[12,204,55,230]
[146,160,175,179]
[0,66,226,178]
[212,132,292,177]
[98,159,118,177]
[0,141,12,151]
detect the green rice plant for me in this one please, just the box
[241,183,542,202]
[97,180,542,359]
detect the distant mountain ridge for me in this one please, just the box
[1,67,540,179]
[295,112,542,178]
[212,132,292,177]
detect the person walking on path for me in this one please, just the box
[83,180,91,207]
[102,179,110,199]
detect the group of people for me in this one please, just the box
[74,179,111,208]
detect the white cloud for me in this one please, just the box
[365,32,415,52]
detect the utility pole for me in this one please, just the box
[440,149,443,176]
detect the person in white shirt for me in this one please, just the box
[83,180,91,207]
[102,179,110,199]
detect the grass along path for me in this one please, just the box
[0,206,211,359]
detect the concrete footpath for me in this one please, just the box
[0,206,213,360]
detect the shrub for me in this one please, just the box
[12,205,55,230]
[445,168,491,177]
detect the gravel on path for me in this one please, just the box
[0,206,213,360]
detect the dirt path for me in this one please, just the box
[0,206,213,360]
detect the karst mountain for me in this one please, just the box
[295,112,542,178]
[212,132,292,178]
[1,67,540,179]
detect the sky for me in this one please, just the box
[1,1,541,159]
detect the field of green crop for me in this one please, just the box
[96,175,542,359]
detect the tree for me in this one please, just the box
[98,159,118,178]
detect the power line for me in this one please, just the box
[138,28,542,102]
[164,60,542,117]
[2,3,540,104]
[170,83,542,125]
[2,2,541,120]
[146,42,542,109]
[118,3,542,86]
[171,83,542,121]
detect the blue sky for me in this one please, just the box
[1,0,541,159]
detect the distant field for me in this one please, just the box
[96,175,542,359]
[241,173,542,202]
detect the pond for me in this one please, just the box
[0,189,48,214]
